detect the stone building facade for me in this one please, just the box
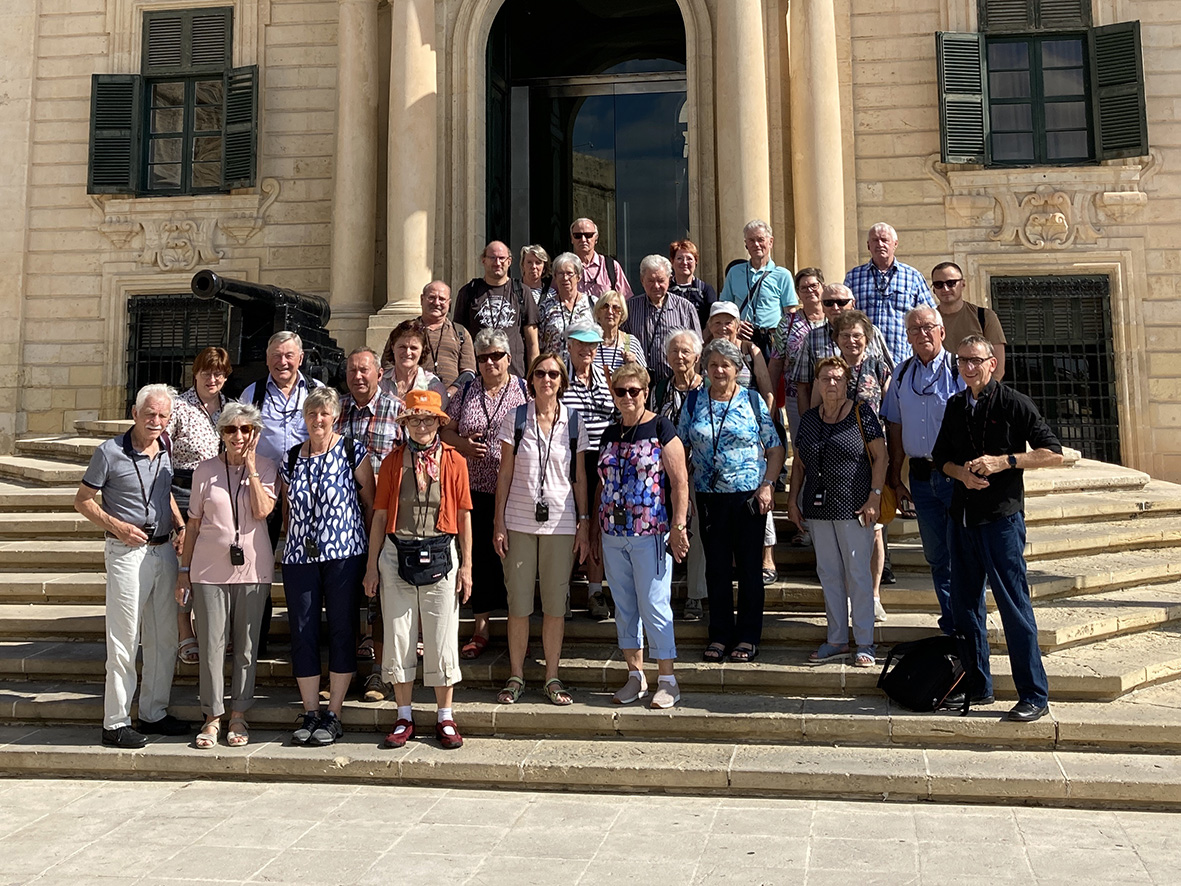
[0,0,1177,478]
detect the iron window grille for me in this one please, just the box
[126,294,230,416]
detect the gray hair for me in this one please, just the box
[473,327,511,355]
[868,222,898,241]
[822,282,854,304]
[639,254,673,279]
[702,337,743,370]
[905,305,943,328]
[552,252,584,278]
[663,328,703,359]
[744,219,773,239]
[520,244,550,267]
[302,386,340,419]
[569,217,597,235]
[267,330,303,353]
[564,318,604,342]
[421,280,450,299]
[347,346,381,367]
[135,384,177,412]
[216,401,263,435]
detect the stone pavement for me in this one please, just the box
[1,778,1178,886]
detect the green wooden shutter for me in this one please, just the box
[222,65,258,189]
[87,74,143,194]
[1088,22,1148,159]
[937,32,990,164]
[1038,0,1090,28]
[979,0,1033,32]
[142,7,231,75]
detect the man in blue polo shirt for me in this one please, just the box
[75,384,190,748]
[881,306,965,635]
[844,222,935,363]
[719,219,797,354]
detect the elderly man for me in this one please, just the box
[76,384,190,748]
[844,223,936,363]
[881,306,965,634]
[933,335,1063,721]
[453,240,540,377]
[932,262,1008,381]
[719,219,797,353]
[416,281,476,399]
[242,330,323,466]
[622,254,701,392]
[570,217,633,300]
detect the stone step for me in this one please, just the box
[0,457,85,486]
[0,481,81,513]
[1,706,1180,808]
[73,419,131,439]
[0,513,102,538]
[1023,458,1150,495]
[14,435,102,465]
[4,621,1179,700]
[0,541,106,571]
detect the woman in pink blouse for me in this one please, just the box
[174,402,277,749]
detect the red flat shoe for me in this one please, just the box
[435,719,463,750]
[384,719,414,748]
[460,634,489,660]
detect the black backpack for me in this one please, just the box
[877,635,969,714]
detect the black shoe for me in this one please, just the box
[940,692,995,709]
[311,711,344,746]
[1007,701,1049,722]
[137,714,191,736]
[881,564,897,585]
[101,725,147,749]
[292,710,320,745]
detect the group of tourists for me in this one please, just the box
[76,217,1063,756]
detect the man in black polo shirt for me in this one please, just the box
[933,335,1063,722]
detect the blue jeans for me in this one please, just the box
[911,470,956,634]
[602,533,676,661]
[949,512,1048,707]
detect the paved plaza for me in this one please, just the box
[0,777,1177,885]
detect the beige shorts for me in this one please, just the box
[504,530,575,618]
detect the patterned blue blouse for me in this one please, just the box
[597,416,677,536]
[281,436,369,564]
[677,388,779,494]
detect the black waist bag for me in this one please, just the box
[390,534,453,586]
[877,635,968,714]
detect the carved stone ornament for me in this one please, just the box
[924,153,1158,251]
[89,178,281,270]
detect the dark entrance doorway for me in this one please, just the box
[487,0,688,278]
[990,274,1121,463]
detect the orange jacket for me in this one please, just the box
[374,443,473,536]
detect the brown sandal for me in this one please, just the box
[461,634,490,660]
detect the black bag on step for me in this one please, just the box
[877,635,968,713]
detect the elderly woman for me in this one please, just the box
[442,328,528,659]
[380,318,449,406]
[597,364,690,708]
[768,268,828,446]
[654,328,707,621]
[669,238,718,329]
[788,356,886,668]
[678,338,785,662]
[537,252,595,359]
[281,387,376,746]
[520,244,555,305]
[493,352,591,705]
[706,300,779,584]
[175,402,276,749]
[592,290,646,373]
[363,390,473,750]
[167,346,233,665]
[563,320,617,619]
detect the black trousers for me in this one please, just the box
[468,491,508,615]
[698,490,766,647]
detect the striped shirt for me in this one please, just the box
[621,292,702,388]
[596,330,647,378]
[336,389,403,474]
[792,320,894,385]
[844,260,936,363]
[562,363,616,451]
[498,401,589,536]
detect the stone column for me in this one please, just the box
[329,0,380,352]
[714,0,773,254]
[789,0,846,277]
[370,0,437,351]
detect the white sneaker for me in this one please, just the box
[874,599,888,623]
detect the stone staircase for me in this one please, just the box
[1,421,1180,807]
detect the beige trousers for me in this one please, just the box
[378,538,462,687]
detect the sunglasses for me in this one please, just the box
[571,232,596,239]
[822,298,852,307]
[533,369,562,380]
[404,416,438,428]
[477,351,507,363]
[612,386,646,399]
[932,279,963,289]
[222,425,253,436]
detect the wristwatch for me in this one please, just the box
[673,523,687,531]
[577,513,590,521]
[871,487,882,495]
[1007,454,1017,469]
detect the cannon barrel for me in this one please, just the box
[191,270,331,327]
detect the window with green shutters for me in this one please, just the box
[936,0,1147,166]
[87,7,258,196]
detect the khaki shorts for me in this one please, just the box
[504,530,575,618]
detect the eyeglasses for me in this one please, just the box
[800,282,823,292]
[222,425,252,435]
[837,332,865,342]
[822,298,852,307]
[485,254,511,263]
[571,232,596,240]
[476,351,507,363]
[600,304,622,313]
[907,324,940,336]
[956,356,992,369]
[932,279,963,290]
[404,417,438,428]
[533,369,562,380]
[612,386,646,399]
[198,369,228,380]
[556,270,578,278]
